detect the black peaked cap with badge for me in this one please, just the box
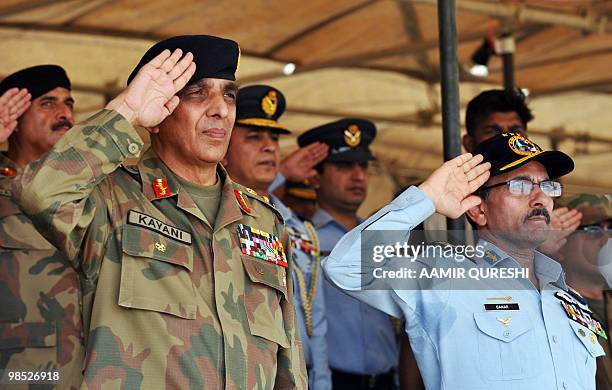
[128,35,240,85]
[474,132,574,179]
[235,85,290,134]
[298,118,376,163]
[0,65,71,100]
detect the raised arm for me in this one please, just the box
[16,49,195,264]
[321,153,490,316]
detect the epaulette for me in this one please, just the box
[233,184,284,222]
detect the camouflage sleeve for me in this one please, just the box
[16,109,144,269]
[275,228,308,389]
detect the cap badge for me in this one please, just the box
[236,46,241,73]
[508,134,541,156]
[344,124,361,148]
[261,90,278,117]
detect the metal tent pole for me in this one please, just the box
[437,0,465,238]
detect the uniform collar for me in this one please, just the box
[475,238,567,290]
[269,194,294,222]
[136,148,243,230]
[311,207,363,232]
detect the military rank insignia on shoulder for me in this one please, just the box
[237,224,288,268]
[233,184,284,222]
[0,166,17,177]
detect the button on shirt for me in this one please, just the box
[312,208,400,375]
[322,186,604,390]
[271,195,331,390]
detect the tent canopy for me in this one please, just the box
[1,0,610,214]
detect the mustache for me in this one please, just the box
[524,208,551,224]
[51,120,73,131]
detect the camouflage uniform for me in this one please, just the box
[0,154,84,389]
[16,109,307,389]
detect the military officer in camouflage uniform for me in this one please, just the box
[0,65,84,389]
[557,193,612,389]
[223,85,331,389]
[16,36,307,389]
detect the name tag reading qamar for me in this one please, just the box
[128,210,192,245]
[484,303,520,311]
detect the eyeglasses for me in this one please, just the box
[580,224,612,236]
[479,178,563,197]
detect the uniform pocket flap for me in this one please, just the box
[122,224,193,271]
[474,312,532,343]
[0,322,56,349]
[241,254,288,299]
[249,319,290,349]
[568,320,606,358]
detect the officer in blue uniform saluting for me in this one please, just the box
[323,132,605,389]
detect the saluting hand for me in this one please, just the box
[106,49,196,129]
[280,142,329,182]
[0,88,31,143]
[537,207,583,258]
[418,153,491,219]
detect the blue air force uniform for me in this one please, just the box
[322,133,605,389]
[299,119,400,388]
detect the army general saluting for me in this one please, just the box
[16,35,306,389]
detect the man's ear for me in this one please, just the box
[466,201,487,228]
[146,126,160,134]
[462,134,475,153]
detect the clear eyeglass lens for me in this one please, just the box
[507,179,562,197]
[541,181,562,197]
[508,179,533,195]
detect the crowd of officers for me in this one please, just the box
[0,34,610,390]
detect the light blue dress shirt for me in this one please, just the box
[322,186,605,390]
[312,208,400,375]
[271,195,331,390]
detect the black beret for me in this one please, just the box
[474,132,574,179]
[236,85,290,134]
[0,65,71,100]
[298,118,376,163]
[128,35,240,85]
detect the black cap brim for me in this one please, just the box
[495,150,574,179]
[326,150,375,163]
